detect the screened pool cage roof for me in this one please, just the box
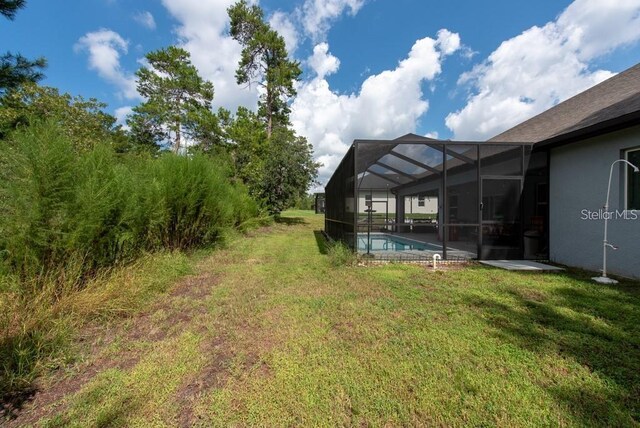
[353,133,532,192]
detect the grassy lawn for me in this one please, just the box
[10,211,640,426]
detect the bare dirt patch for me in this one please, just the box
[170,274,217,299]
[173,304,280,426]
[3,272,221,427]
[119,272,218,344]
[3,338,140,427]
[174,335,231,427]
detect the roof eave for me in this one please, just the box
[533,110,640,151]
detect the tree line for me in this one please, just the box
[0,0,319,216]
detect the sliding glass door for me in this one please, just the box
[480,177,522,259]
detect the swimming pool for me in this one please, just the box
[357,233,443,252]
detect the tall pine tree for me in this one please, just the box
[0,0,47,95]
[129,46,216,153]
[228,0,301,137]
[0,0,26,20]
[226,2,319,214]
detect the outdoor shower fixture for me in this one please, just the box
[592,159,640,284]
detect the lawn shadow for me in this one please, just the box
[274,216,306,225]
[0,328,53,420]
[462,271,640,425]
[0,386,37,420]
[313,230,329,255]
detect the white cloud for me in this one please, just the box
[269,11,299,54]
[446,0,640,140]
[134,11,157,30]
[425,131,439,139]
[299,0,365,42]
[160,0,259,112]
[267,0,367,52]
[435,29,461,56]
[308,43,340,78]
[74,29,139,100]
[159,0,369,115]
[114,106,133,129]
[291,32,460,185]
[558,0,640,60]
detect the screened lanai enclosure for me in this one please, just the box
[325,134,549,261]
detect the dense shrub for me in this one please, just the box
[0,120,257,287]
[0,120,258,401]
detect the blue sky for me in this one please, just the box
[3,0,640,184]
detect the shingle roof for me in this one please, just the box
[488,62,640,146]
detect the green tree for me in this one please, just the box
[0,83,123,151]
[228,0,301,137]
[259,128,319,214]
[0,0,26,19]
[188,106,228,154]
[0,52,46,94]
[224,107,319,214]
[226,106,267,182]
[0,1,47,94]
[226,2,318,214]
[129,46,217,153]
[293,193,315,210]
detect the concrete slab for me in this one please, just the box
[480,260,565,271]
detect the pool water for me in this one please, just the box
[357,233,442,252]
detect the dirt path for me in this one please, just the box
[5,214,323,427]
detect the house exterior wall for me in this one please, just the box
[549,125,640,279]
[357,191,437,216]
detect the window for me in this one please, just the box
[365,193,372,207]
[418,195,425,207]
[627,148,640,210]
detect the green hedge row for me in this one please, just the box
[0,121,257,286]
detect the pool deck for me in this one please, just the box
[358,232,476,261]
[480,260,564,271]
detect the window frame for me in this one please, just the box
[625,147,640,210]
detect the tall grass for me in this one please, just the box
[0,120,257,286]
[0,252,194,405]
[327,241,356,266]
[0,120,257,402]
